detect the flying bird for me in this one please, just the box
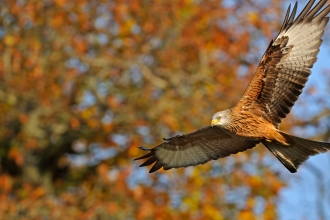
[135,0,330,173]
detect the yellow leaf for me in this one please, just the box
[204,204,224,220]
[3,35,16,46]
[248,12,258,24]
[238,210,256,220]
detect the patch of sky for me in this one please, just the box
[278,156,330,220]
[82,90,96,107]
[253,196,266,217]
[78,63,89,73]
[210,162,223,177]
[150,37,162,49]
[179,167,193,179]
[169,190,183,208]
[111,133,128,147]
[97,33,108,45]
[138,54,155,65]
[154,174,171,192]
[131,24,141,35]
[94,14,111,30]
[108,169,118,181]
[126,167,153,188]
[97,82,108,97]
[67,154,89,167]
[237,64,250,77]
[242,152,260,176]
[136,125,150,136]
[65,57,89,73]
[224,185,250,209]
[130,64,143,86]
[221,0,236,8]
[250,36,269,59]
[0,28,5,39]
[223,156,236,174]
[291,125,321,140]
[88,143,118,165]
[102,110,114,125]
[69,139,126,168]
[142,136,154,145]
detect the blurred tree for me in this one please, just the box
[0,0,328,219]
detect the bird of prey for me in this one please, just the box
[135,0,330,173]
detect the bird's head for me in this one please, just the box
[211,109,231,127]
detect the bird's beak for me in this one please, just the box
[211,119,217,126]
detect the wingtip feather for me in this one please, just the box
[139,156,157,167]
[138,146,151,151]
[134,152,152,161]
[149,160,163,173]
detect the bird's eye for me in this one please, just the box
[217,116,221,120]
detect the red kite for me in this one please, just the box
[135,0,330,173]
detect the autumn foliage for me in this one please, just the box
[0,0,309,219]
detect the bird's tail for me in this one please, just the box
[262,132,330,173]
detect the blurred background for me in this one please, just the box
[0,0,330,219]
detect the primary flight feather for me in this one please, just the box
[135,0,330,173]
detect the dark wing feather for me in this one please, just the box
[135,126,259,173]
[237,0,330,127]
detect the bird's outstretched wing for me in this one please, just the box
[237,0,330,127]
[135,126,259,173]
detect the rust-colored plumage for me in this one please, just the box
[135,0,330,173]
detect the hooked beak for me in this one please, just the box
[211,119,218,126]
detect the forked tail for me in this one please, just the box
[262,132,330,173]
